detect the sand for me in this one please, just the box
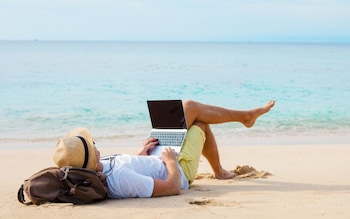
[1,141,350,219]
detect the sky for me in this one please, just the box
[1,0,349,42]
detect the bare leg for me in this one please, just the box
[183,100,275,180]
[195,122,234,179]
[183,100,275,128]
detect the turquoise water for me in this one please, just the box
[1,41,349,143]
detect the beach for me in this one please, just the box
[1,41,349,218]
[1,138,350,219]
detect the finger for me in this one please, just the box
[144,138,156,145]
[148,138,158,143]
[162,147,169,153]
[152,139,159,145]
[164,147,175,154]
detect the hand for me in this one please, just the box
[161,147,177,165]
[137,137,159,155]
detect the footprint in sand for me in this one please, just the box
[194,188,211,192]
[189,199,213,206]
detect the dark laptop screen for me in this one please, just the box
[147,100,187,129]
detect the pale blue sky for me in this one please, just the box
[1,0,349,42]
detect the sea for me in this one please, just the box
[1,41,349,147]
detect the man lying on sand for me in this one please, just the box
[53,99,275,198]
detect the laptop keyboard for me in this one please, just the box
[150,131,186,146]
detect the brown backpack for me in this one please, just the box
[17,166,108,205]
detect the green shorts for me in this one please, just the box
[177,125,206,184]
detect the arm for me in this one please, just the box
[151,148,181,197]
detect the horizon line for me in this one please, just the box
[0,39,349,44]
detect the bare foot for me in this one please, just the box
[214,168,235,180]
[243,100,275,128]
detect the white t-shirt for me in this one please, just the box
[101,154,189,199]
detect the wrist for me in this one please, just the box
[137,148,147,155]
[164,159,177,166]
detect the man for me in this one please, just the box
[53,99,275,198]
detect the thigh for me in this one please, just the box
[177,125,206,183]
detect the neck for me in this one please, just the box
[96,162,103,172]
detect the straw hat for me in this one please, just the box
[53,127,97,170]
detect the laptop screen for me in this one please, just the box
[147,100,187,129]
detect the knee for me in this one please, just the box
[183,99,195,108]
[183,99,197,112]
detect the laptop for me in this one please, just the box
[147,100,187,156]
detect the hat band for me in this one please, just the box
[76,136,89,168]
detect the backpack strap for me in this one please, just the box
[76,136,89,168]
[17,184,33,205]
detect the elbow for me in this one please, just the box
[173,177,182,195]
[152,178,181,197]
[171,183,181,195]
